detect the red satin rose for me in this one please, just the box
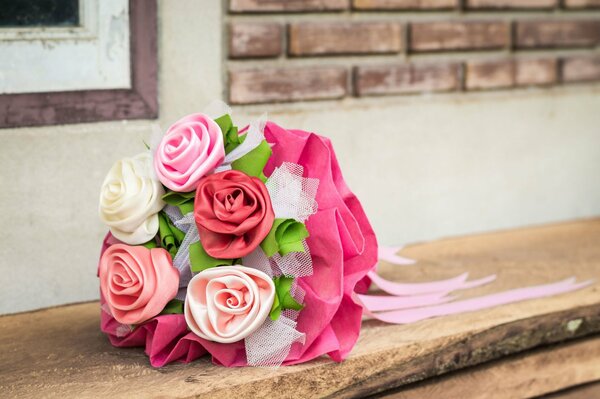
[194,170,274,259]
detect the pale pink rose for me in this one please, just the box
[184,266,275,343]
[99,244,179,325]
[154,113,225,192]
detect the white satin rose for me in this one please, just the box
[184,266,275,343]
[99,153,165,245]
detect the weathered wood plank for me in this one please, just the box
[544,380,600,398]
[1,219,599,398]
[377,336,600,398]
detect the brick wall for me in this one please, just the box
[227,0,600,104]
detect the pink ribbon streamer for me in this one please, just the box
[367,270,497,296]
[364,277,593,324]
[378,246,416,265]
[361,245,594,325]
[355,292,457,312]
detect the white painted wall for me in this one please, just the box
[1,1,599,315]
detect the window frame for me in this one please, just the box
[0,0,157,128]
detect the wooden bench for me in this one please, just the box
[1,219,599,398]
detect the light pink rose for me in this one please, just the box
[99,244,179,325]
[154,113,225,192]
[184,266,275,343]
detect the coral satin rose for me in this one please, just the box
[194,170,274,258]
[99,244,179,325]
[154,113,225,192]
[184,266,275,343]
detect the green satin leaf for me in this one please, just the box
[162,189,196,215]
[260,218,309,257]
[260,219,285,257]
[276,219,309,256]
[214,113,232,134]
[269,293,281,320]
[142,239,158,249]
[269,276,304,321]
[189,241,234,273]
[215,114,243,154]
[231,139,272,182]
[160,299,184,315]
[162,189,195,202]
[157,212,185,258]
[179,201,195,215]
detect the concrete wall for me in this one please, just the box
[1,1,599,315]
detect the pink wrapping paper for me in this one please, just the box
[100,122,378,367]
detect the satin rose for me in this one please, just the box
[154,113,225,192]
[99,153,165,245]
[194,170,274,259]
[184,266,275,343]
[99,244,179,325]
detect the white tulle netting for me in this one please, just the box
[245,315,306,367]
[163,205,198,301]
[266,163,319,223]
[243,246,310,367]
[241,163,318,366]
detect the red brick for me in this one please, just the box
[353,0,457,9]
[564,0,600,8]
[410,21,510,52]
[229,23,282,58]
[515,58,558,86]
[467,0,556,8]
[229,0,349,12]
[466,58,558,90]
[466,60,515,90]
[515,20,600,48]
[561,56,600,82]
[288,22,402,56]
[229,67,348,104]
[354,63,461,96]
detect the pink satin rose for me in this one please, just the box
[99,244,179,325]
[184,266,275,343]
[154,113,225,192]
[194,170,274,259]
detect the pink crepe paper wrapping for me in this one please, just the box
[99,122,378,367]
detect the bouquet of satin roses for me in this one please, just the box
[98,104,591,368]
[98,106,378,367]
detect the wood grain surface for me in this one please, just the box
[1,219,599,398]
[377,336,600,398]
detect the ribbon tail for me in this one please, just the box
[378,246,416,265]
[355,292,457,312]
[368,270,496,296]
[368,278,594,324]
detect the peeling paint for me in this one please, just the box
[106,2,128,61]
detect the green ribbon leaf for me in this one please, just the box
[162,189,195,215]
[269,276,304,321]
[215,114,243,154]
[189,241,235,273]
[142,239,158,249]
[231,139,272,182]
[157,212,185,258]
[260,218,309,258]
[159,299,184,315]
